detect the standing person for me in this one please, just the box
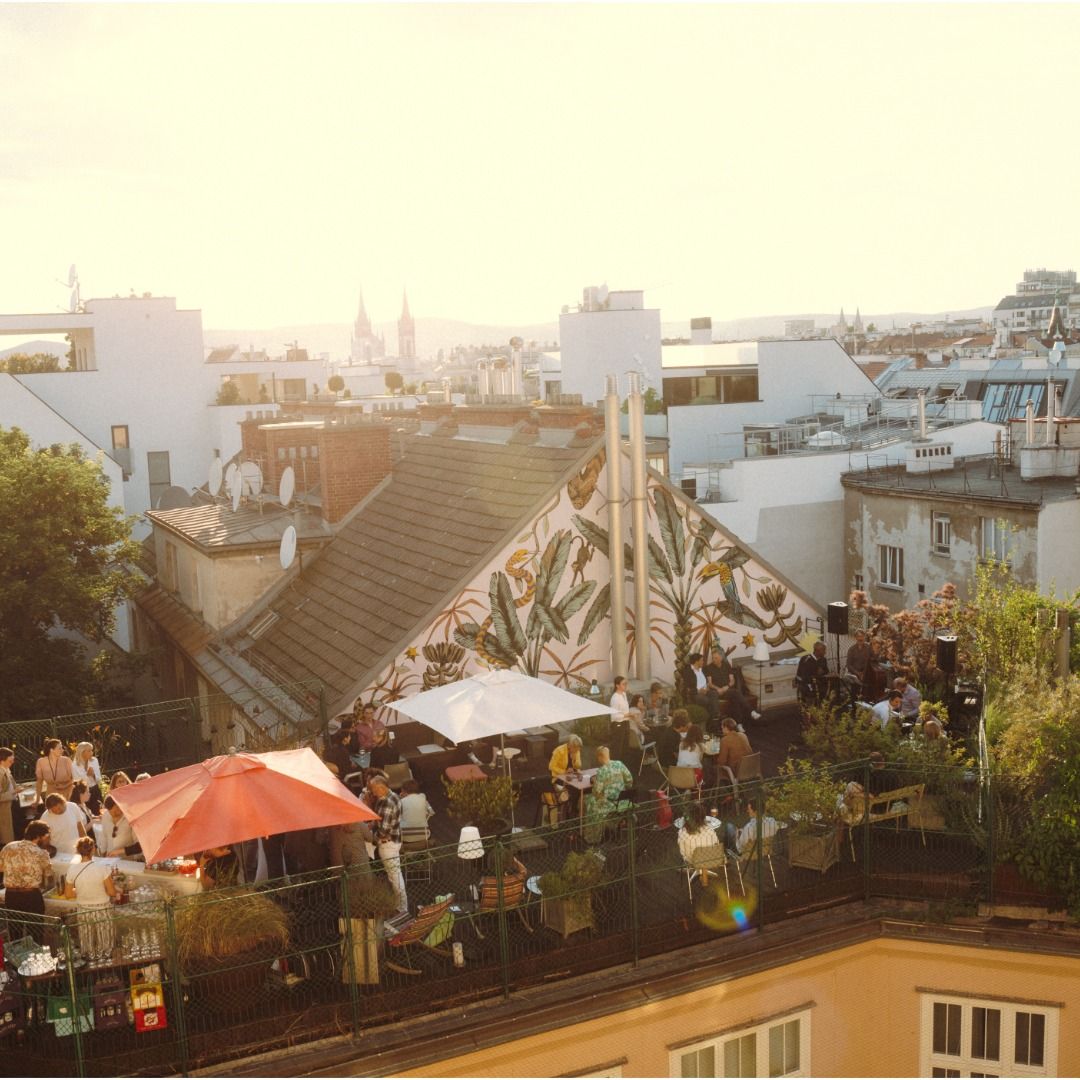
[70,782,95,829]
[609,676,631,719]
[71,742,103,813]
[704,646,760,728]
[64,836,117,962]
[0,820,53,916]
[0,747,17,847]
[366,774,407,915]
[35,738,74,808]
[398,779,434,840]
[846,630,872,694]
[796,641,831,706]
[102,795,142,858]
[354,702,391,768]
[108,771,132,792]
[43,793,86,855]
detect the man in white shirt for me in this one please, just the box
[724,800,779,857]
[871,691,903,732]
[893,677,922,722]
[43,794,86,855]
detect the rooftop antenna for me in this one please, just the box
[278,465,295,509]
[240,460,263,497]
[231,478,242,514]
[224,463,239,500]
[58,264,81,313]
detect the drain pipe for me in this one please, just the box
[917,390,927,439]
[628,372,651,681]
[604,375,627,680]
[1045,377,1055,446]
[1025,399,1035,445]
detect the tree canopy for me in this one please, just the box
[0,352,63,374]
[0,427,139,718]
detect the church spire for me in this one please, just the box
[398,287,416,360]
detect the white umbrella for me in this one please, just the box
[385,669,616,744]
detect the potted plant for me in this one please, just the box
[340,872,398,985]
[538,849,605,938]
[767,759,844,874]
[443,775,519,837]
[171,886,290,1008]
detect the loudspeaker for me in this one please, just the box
[950,679,983,734]
[936,634,958,674]
[827,602,849,636]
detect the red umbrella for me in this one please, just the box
[108,747,379,863]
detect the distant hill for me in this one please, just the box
[0,339,69,361]
[205,306,996,360]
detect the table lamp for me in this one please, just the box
[457,826,484,861]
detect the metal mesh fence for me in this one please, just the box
[0,761,1047,1076]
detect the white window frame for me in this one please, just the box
[980,517,1010,563]
[879,544,904,589]
[671,1008,811,1077]
[919,994,1058,1078]
[932,512,952,555]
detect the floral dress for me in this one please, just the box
[583,760,634,843]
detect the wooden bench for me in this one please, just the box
[843,782,926,860]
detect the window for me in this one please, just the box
[147,450,171,509]
[672,1010,810,1077]
[854,573,864,592]
[981,518,1010,563]
[662,372,759,408]
[879,544,904,588]
[920,995,1057,1077]
[163,541,179,593]
[932,512,951,555]
[111,425,129,450]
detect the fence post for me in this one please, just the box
[985,772,995,908]
[863,760,872,903]
[60,920,86,1078]
[494,839,511,1000]
[318,686,329,732]
[163,902,191,1076]
[187,698,203,759]
[338,867,362,1038]
[755,784,765,932]
[627,806,639,967]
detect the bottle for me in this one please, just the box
[589,679,601,697]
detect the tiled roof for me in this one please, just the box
[245,433,597,703]
[136,584,214,656]
[147,504,332,551]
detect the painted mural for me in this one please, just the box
[350,449,819,720]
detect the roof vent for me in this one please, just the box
[905,442,955,474]
[248,610,279,640]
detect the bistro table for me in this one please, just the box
[555,768,599,823]
[673,815,723,834]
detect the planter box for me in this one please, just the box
[787,828,839,874]
[542,895,594,938]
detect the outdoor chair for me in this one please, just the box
[683,845,743,902]
[400,826,434,883]
[536,786,570,829]
[628,724,659,778]
[460,870,534,940]
[384,894,456,976]
[664,765,702,802]
[715,752,764,807]
[384,761,415,792]
[738,828,779,890]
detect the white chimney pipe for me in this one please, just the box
[442,378,452,404]
[917,390,927,439]
[628,372,651,681]
[477,361,490,401]
[1025,399,1035,445]
[511,340,523,398]
[604,375,627,681]
[1045,378,1055,446]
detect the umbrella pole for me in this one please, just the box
[500,733,519,833]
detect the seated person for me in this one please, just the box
[102,794,142,858]
[626,694,649,744]
[871,691,903,733]
[723,799,779,858]
[893,676,922,723]
[716,717,753,774]
[677,801,722,864]
[922,718,944,741]
[655,710,689,770]
[796,641,830,705]
[583,745,634,843]
[647,681,668,718]
[323,730,355,782]
[399,779,434,839]
[548,735,583,780]
[676,723,707,785]
[846,630,871,689]
[703,646,759,728]
[475,853,528,907]
[679,652,720,721]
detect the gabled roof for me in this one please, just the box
[147,504,332,553]
[244,433,596,702]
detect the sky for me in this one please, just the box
[3,3,1080,331]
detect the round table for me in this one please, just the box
[525,874,543,897]
[674,815,722,832]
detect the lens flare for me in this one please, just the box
[695,880,758,932]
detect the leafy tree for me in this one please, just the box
[0,352,61,374]
[0,427,139,718]
[384,372,404,394]
[619,388,665,415]
[403,382,418,395]
[327,374,345,398]
[866,322,877,334]
[215,381,241,406]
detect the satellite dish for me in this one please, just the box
[279,525,297,570]
[156,485,192,511]
[231,482,242,513]
[67,264,77,288]
[208,458,223,497]
[225,463,239,496]
[240,461,263,496]
[278,466,295,508]
[69,288,79,313]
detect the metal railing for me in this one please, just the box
[0,761,1049,1077]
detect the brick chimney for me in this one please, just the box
[317,420,393,524]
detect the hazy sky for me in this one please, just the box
[3,4,1080,330]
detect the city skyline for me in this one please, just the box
[3,4,1080,330]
